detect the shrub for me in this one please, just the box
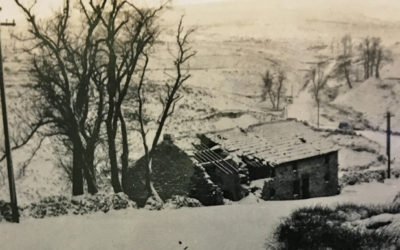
[273,205,390,250]
[110,193,135,210]
[72,194,112,215]
[24,193,137,219]
[29,196,71,219]
[0,200,15,222]
[72,193,136,215]
[336,203,371,218]
[164,195,202,209]
[341,169,385,186]
[144,196,164,211]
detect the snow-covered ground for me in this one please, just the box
[1,179,399,250]
[359,130,400,168]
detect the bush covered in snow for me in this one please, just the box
[341,170,385,186]
[164,195,202,209]
[0,200,15,222]
[144,196,164,211]
[341,169,400,187]
[273,205,392,249]
[71,193,136,215]
[28,195,71,218]
[21,193,137,219]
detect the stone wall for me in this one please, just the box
[262,151,339,200]
[201,163,246,201]
[189,165,224,206]
[215,168,243,201]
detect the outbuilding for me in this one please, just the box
[196,119,340,200]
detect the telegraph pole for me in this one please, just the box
[386,112,394,179]
[0,7,19,223]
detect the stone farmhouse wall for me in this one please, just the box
[262,151,339,200]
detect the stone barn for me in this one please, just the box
[127,134,225,206]
[196,119,340,200]
[127,135,195,206]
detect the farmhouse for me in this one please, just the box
[194,119,340,200]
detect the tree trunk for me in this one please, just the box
[344,65,352,89]
[145,157,162,202]
[370,51,375,78]
[84,143,98,194]
[366,41,371,79]
[364,59,369,80]
[71,129,98,195]
[317,101,320,128]
[268,92,276,110]
[276,82,283,110]
[276,91,280,111]
[375,50,381,78]
[105,49,122,193]
[107,122,123,193]
[71,136,84,196]
[119,110,129,193]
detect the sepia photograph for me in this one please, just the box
[1,0,400,249]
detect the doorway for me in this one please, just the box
[302,175,310,198]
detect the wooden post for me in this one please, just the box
[317,101,320,128]
[386,112,393,179]
[0,14,19,222]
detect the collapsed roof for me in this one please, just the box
[204,119,338,166]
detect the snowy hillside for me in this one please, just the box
[333,78,400,131]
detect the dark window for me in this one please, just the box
[302,176,310,198]
[293,180,300,195]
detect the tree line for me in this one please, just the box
[334,35,392,88]
[261,35,393,128]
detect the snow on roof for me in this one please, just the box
[205,119,338,165]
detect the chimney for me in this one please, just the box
[163,133,173,143]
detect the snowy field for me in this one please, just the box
[1,179,400,250]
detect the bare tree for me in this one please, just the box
[15,0,168,195]
[90,0,161,193]
[358,37,391,80]
[15,0,108,195]
[136,17,195,203]
[261,69,286,110]
[361,37,371,79]
[334,35,353,88]
[261,70,273,103]
[306,62,329,128]
[375,46,392,79]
